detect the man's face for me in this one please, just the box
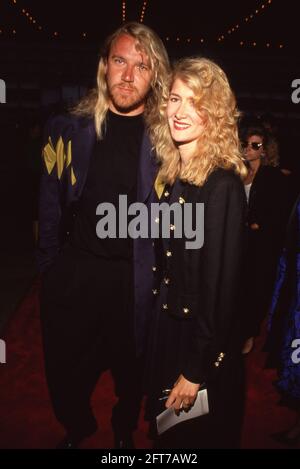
[105,34,153,115]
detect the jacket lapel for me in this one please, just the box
[137,132,158,203]
[71,117,97,199]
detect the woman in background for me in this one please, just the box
[241,122,289,351]
[145,57,248,448]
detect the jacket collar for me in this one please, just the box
[70,117,96,197]
[137,131,158,203]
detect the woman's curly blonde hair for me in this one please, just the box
[149,57,247,186]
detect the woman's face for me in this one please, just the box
[242,134,264,163]
[167,78,205,158]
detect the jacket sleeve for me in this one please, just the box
[36,117,62,273]
[182,174,246,384]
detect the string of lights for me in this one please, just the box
[238,40,284,48]
[7,0,89,38]
[122,1,126,23]
[9,0,43,33]
[0,27,18,35]
[0,24,286,49]
[139,1,148,23]
[217,0,273,42]
[1,0,284,48]
[165,36,205,44]
[163,36,284,49]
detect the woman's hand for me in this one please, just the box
[165,374,200,412]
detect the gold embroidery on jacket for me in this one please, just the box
[154,174,165,200]
[66,141,72,168]
[70,166,76,186]
[56,137,65,179]
[43,137,76,186]
[43,137,56,175]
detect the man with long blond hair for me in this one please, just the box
[37,22,170,449]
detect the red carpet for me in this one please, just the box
[0,278,297,449]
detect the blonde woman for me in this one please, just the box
[145,57,247,448]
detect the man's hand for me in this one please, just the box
[165,374,200,413]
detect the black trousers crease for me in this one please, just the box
[40,245,142,439]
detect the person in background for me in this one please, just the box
[240,122,290,353]
[259,112,298,205]
[267,193,300,446]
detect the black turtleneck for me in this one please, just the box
[71,109,145,258]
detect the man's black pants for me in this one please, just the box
[40,246,143,440]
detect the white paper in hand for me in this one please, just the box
[156,388,209,435]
